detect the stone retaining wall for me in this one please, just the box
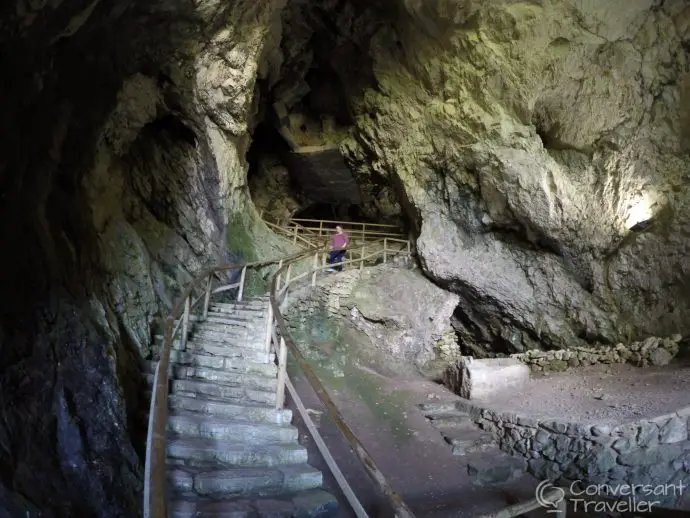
[457,400,690,507]
[511,335,682,372]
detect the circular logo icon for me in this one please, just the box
[536,480,566,513]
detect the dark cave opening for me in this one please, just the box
[246,4,401,227]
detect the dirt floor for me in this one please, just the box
[477,361,690,424]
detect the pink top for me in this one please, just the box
[332,232,349,250]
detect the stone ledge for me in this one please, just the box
[452,398,690,508]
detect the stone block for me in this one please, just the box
[452,357,530,400]
[660,416,688,444]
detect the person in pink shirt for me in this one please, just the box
[327,225,349,272]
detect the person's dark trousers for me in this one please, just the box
[328,250,346,271]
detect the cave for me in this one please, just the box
[246,2,399,227]
[2,0,690,516]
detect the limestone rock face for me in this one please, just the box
[345,266,459,367]
[0,0,289,516]
[344,0,690,353]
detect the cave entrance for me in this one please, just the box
[291,202,377,223]
[246,1,403,229]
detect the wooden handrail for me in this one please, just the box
[143,247,320,518]
[268,241,417,518]
[294,226,404,239]
[289,217,401,229]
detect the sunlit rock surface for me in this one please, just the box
[343,0,690,353]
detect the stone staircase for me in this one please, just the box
[420,402,530,487]
[145,296,338,517]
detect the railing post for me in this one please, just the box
[311,252,318,287]
[202,274,212,320]
[360,244,365,270]
[276,259,283,291]
[407,240,411,254]
[318,220,323,237]
[181,296,190,349]
[237,266,247,302]
[275,336,288,410]
[264,304,274,362]
[284,263,292,305]
[293,225,298,245]
[383,238,388,263]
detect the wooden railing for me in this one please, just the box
[262,215,406,245]
[267,242,416,518]
[143,248,319,518]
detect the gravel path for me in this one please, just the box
[477,362,690,424]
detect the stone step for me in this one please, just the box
[169,365,278,392]
[167,437,308,467]
[418,401,463,414]
[192,326,250,341]
[195,320,264,333]
[144,353,276,376]
[153,339,273,362]
[211,301,267,312]
[167,413,297,444]
[146,371,276,395]
[167,463,322,497]
[425,414,474,429]
[204,310,268,322]
[190,331,265,350]
[467,452,527,486]
[203,314,265,327]
[167,394,291,424]
[447,433,496,456]
[169,488,337,518]
[171,378,276,405]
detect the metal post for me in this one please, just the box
[311,252,318,287]
[319,220,323,237]
[237,266,247,302]
[284,264,292,305]
[275,336,288,410]
[202,274,212,319]
[383,238,388,263]
[264,304,273,361]
[360,245,365,270]
[181,296,190,349]
[276,260,283,291]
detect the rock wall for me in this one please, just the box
[0,0,291,516]
[459,401,690,508]
[341,0,690,354]
[512,335,682,372]
[284,263,459,367]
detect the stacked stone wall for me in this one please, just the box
[456,400,690,507]
[511,335,682,372]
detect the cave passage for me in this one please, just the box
[245,2,402,228]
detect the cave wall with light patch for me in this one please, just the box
[0,0,689,516]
